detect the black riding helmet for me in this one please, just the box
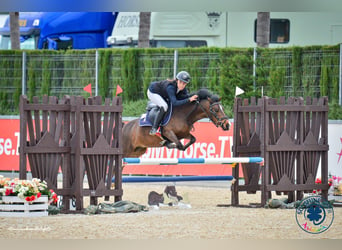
[176,71,191,84]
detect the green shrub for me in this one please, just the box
[122,99,148,117]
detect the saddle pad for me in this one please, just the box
[139,106,172,127]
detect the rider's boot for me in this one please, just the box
[149,107,166,135]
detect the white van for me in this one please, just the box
[107,12,342,48]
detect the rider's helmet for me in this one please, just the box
[176,71,191,84]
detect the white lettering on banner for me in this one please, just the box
[199,142,207,157]
[0,133,19,156]
[219,136,230,157]
[207,143,215,157]
[141,136,233,159]
[15,132,20,156]
[154,147,163,158]
[165,147,175,158]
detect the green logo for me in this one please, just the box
[296,195,334,234]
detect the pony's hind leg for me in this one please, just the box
[124,145,147,158]
[132,147,147,157]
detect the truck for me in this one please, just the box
[0,12,118,50]
[107,12,342,48]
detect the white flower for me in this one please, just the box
[17,192,25,199]
[19,186,28,193]
[32,178,41,185]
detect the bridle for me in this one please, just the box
[196,99,229,128]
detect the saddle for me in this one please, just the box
[139,102,177,148]
[139,102,172,127]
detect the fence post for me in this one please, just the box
[21,51,26,95]
[95,49,99,96]
[173,50,178,78]
[253,47,257,91]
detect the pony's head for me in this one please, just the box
[195,88,230,131]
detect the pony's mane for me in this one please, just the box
[195,88,220,102]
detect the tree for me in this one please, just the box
[256,12,270,48]
[138,12,151,48]
[9,12,20,49]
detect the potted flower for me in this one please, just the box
[312,177,333,195]
[0,175,58,204]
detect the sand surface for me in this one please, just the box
[0,182,341,239]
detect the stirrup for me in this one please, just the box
[149,127,161,136]
[149,127,158,135]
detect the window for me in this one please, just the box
[254,19,290,44]
[151,40,207,48]
[43,36,73,50]
[0,35,37,49]
[109,39,207,49]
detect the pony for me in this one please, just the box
[122,88,230,157]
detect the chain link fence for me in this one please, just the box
[256,48,340,98]
[0,47,341,114]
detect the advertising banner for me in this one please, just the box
[0,118,235,175]
[0,119,20,172]
[1,118,341,177]
[123,122,235,176]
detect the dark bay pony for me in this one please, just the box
[122,89,231,157]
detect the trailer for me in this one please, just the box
[107,12,342,48]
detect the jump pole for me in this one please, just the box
[121,175,234,183]
[123,157,264,165]
[118,157,263,183]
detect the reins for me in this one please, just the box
[185,101,200,123]
[196,99,229,127]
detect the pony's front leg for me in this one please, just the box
[182,134,196,151]
[162,130,185,150]
[162,131,196,151]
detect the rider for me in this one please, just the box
[147,71,198,135]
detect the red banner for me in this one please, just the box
[0,119,20,171]
[0,119,235,175]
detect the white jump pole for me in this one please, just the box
[123,157,264,165]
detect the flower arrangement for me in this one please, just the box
[0,175,58,204]
[332,175,342,195]
[313,175,342,196]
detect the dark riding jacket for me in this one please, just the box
[148,80,191,106]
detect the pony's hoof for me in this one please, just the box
[165,142,177,149]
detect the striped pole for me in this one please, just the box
[121,175,234,183]
[123,157,263,165]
